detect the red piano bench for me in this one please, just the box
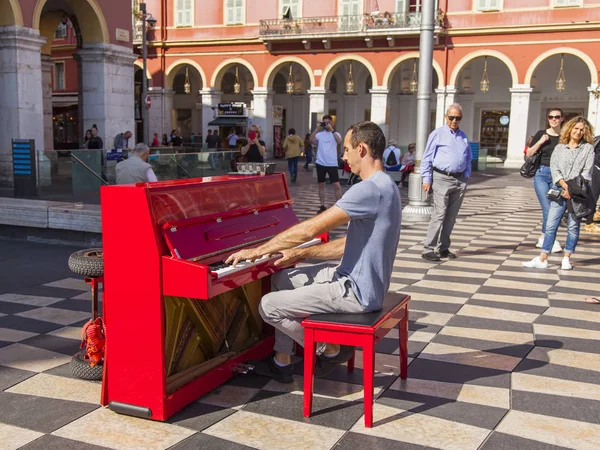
[301,292,410,428]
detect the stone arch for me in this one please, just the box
[450,50,518,87]
[383,52,444,89]
[165,59,207,89]
[320,54,378,88]
[0,0,24,27]
[33,0,109,44]
[210,58,259,89]
[133,61,152,83]
[263,57,315,90]
[525,47,597,86]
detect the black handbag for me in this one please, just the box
[520,151,541,178]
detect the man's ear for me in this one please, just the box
[359,143,369,158]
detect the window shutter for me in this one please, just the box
[488,0,500,9]
[184,0,192,25]
[176,0,184,25]
[236,0,243,23]
[396,0,407,13]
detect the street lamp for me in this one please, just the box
[140,2,156,144]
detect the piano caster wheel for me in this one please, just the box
[232,363,255,375]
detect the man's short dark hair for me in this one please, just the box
[347,121,386,160]
[289,128,296,135]
[322,114,333,121]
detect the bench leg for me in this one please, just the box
[399,305,408,380]
[347,349,355,373]
[363,339,375,428]
[303,328,316,418]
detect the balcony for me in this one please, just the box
[259,12,444,39]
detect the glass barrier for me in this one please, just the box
[34,148,241,203]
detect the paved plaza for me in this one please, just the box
[0,169,599,449]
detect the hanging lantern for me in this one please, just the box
[480,56,490,93]
[556,54,566,92]
[409,61,418,93]
[233,66,241,95]
[183,67,191,94]
[286,64,294,94]
[346,62,355,94]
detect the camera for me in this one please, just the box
[547,188,562,201]
[320,122,328,129]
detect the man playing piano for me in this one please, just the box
[227,121,401,383]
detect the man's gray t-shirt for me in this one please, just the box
[335,171,401,311]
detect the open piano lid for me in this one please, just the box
[147,174,298,261]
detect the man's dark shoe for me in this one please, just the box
[317,206,327,214]
[313,357,336,378]
[439,250,457,259]
[250,357,294,384]
[318,345,354,365]
[422,252,441,261]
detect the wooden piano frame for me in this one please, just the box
[100,174,323,421]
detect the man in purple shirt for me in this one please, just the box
[421,104,472,261]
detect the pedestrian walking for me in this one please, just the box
[283,128,303,182]
[310,115,342,214]
[523,116,595,270]
[421,104,472,261]
[303,133,313,171]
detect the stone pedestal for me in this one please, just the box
[0,26,45,187]
[200,88,221,142]
[251,88,274,157]
[75,43,136,147]
[308,88,329,130]
[505,86,533,169]
[369,87,389,138]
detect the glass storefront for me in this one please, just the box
[479,110,510,160]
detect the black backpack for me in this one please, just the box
[385,147,398,166]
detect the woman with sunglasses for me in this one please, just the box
[526,108,564,253]
[523,116,595,270]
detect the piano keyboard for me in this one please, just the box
[209,238,323,279]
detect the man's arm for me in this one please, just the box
[421,130,438,187]
[333,131,342,145]
[463,134,472,179]
[226,206,350,266]
[310,127,320,144]
[274,237,346,267]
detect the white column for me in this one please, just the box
[445,86,458,109]
[251,88,274,157]
[435,87,446,128]
[147,87,176,141]
[291,94,307,135]
[459,93,475,140]
[41,54,54,154]
[76,43,136,146]
[397,95,416,144]
[370,87,389,138]
[308,88,329,130]
[587,85,600,134]
[163,88,174,136]
[505,85,533,168]
[0,26,45,187]
[527,92,541,136]
[343,94,358,132]
[200,88,221,142]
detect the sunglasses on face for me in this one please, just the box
[548,115,562,120]
[447,116,462,122]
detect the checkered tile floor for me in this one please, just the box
[1,169,600,449]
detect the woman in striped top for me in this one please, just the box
[523,116,595,271]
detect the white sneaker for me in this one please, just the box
[561,257,573,270]
[536,235,544,248]
[551,241,562,253]
[522,257,549,269]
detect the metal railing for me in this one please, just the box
[259,12,442,37]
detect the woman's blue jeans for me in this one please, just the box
[288,157,299,176]
[533,165,554,233]
[542,197,580,254]
[304,149,312,168]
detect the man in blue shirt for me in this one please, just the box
[421,104,471,261]
[226,121,401,383]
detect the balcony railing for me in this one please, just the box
[259,12,441,37]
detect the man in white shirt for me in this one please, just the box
[227,129,238,148]
[116,143,158,184]
[310,114,342,214]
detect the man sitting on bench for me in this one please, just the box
[227,121,402,383]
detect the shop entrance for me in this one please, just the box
[479,110,510,160]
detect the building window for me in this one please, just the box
[55,23,67,39]
[54,62,65,91]
[552,0,582,7]
[475,0,501,11]
[225,0,244,25]
[340,0,362,16]
[280,0,301,18]
[175,0,193,27]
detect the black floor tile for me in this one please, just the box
[535,335,600,353]
[0,301,38,315]
[467,299,547,315]
[406,359,511,388]
[476,286,547,298]
[407,300,464,314]
[548,299,600,311]
[226,372,271,390]
[403,286,472,299]
[20,334,80,356]
[243,389,365,430]
[169,433,255,450]
[169,402,236,431]
[447,315,533,333]
[513,359,600,386]
[0,365,36,390]
[432,334,533,358]
[333,432,439,450]
[49,298,99,314]
[490,273,556,286]
[20,435,112,450]
[480,432,570,450]
[0,391,99,433]
[420,275,483,286]
[376,337,427,357]
[534,314,600,331]
[512,390,600,424]
[408,322,443,334]
[0,315,62,334]
[378,389,507,429]
[15,286,83,299]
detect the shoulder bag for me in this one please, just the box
[520,150,542,178]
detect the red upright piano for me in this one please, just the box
[100,173,326,421]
